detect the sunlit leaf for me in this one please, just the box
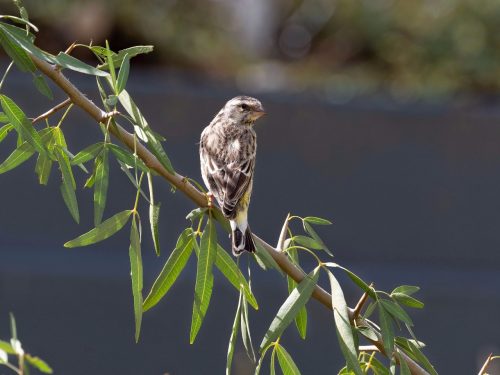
[190,214,217,343]
[54,147,79,223]
[97,45,154,70]
[0,22,54,63]
[0,340,14,354]
[0,124,13,143]
[303,216,332,225]
[108,143,148,172]
[240,294,256,363]
[276,344,301,375]
[378,303,395,355]
[391,293,424,309]
[327,269,362,375]
[215,244,258,310]
[260,266,319,350]
[0,23,36,73]
[25,354,53,374]
[379,299,413,326]
[93,147,109,226]
[324,263,376,299]
[0,94,46,154]
[129,216,143,342]
[71,143,103,165]
[35,152,52,185]
[116,53,130,94]
[391,285,420,297]
[287,249,307,339]
[226,291,243,375]
[54,52,108,76]
[64,210,132,247]
[0,141,34,173]
[302,222,333,256]
[143,228,194,311]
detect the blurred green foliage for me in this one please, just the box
[2,0,500,100]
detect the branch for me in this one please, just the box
[29,54,429,375]
[31,97,71,124]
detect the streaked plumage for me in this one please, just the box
[199,96,265,256]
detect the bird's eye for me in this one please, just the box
[240,103,249,110]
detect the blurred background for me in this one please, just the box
[0,0,500,374]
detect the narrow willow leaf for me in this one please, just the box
[226,291,243,375]
[327,269,363,375]
[97,45,154,70]
[0,124,13,143]
[324,263,376,299]
[379,299,413,326]
[0,24,36,72]
[287,249,307,339]
[0,141,34,173]
[116,53,130,94]
[64,210,132,247]
[129,216,143,342]
[276,344,301,375]
[25,354,53,374]
[302,222,333,256]
[240,294,256,363]
[54,146,79,222]
[255,344,272,375]
[391,293,424,309]
[292,235,324,250]
[0,95,46,154]
[270,348,276,375]
[118,89,175,174]
[117,160,150,202]
[215,244,258,310]
[35,152,52,185]
[260,267,319,351]
[149,203,161,255]
[357,325,378,341]
[405,340,438,375]
[0,340,14,354]
[378,303,395,356]
[253,239,284,276]
[303,216,332,225]
[391,285,420,297]
[33,74,53,100]
[54,52,108,77]
[190,214,217,343]
[397,353,411,375]
[186,207,207,221]
[0,22,54,64]
[143,228,194,311]
[71,143,103,165]
[108,144,148,172]
[94,148,109,226]
[363,355,390,375]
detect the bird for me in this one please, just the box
[199,96,265,256]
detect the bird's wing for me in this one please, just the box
[220,157,254,218]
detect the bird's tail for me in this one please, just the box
[231,225,255,256]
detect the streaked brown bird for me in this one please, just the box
[199,96,265,256]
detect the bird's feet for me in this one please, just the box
[206,192,214,208]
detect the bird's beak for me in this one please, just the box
[252,109,266,120]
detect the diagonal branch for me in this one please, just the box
[28,54,429,375]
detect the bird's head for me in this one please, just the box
[222,96,265,126]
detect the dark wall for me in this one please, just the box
[0,68,499,374]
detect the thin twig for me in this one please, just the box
[351,283,373,321]
[31,98,71,124]
[28,53,430,375]
[478,353,494,375]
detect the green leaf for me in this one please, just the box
[215,244,258,310]
[54,52,108,76]
[0,340,14,354]
[186,207,207,221]
[143,228,194,311]
[108,144,149,172]
[25,354,53,374]
[302,222,333,256]
[253,239,284,276]
[116,53,130,94]
[397,353,411,375]
[0,95,46,154]
[287,249,307,339]
[270,348,276,375]
[240,294,256,363]
[391,285,420,297]
[0,23,36,73]
[226,291,243,375]
[64,210,132,247]
[129,216,143,342]
[260,266,319,350]
[118,89,175,174]
[404,340,438,375]
[327,269,363,375]
[71,143,104,165]
[105,40,117,89]
[255,344,272,375]
[149,202,161,255]
[190,214,217,343]
[379,299,413,326]
[324,263,376,299]
[292,235,324,250]
[97,45,154,70]
[0,124,13,143]
[54,147,79,223]
[33,74,53,100]
[378,302,395,355]
[362,355,390,375]
[0,15,37,32]
[93,148,109,226]
[276,344,301,375]
[303,216,332,225]
[35,152,52,185]
[391,293,424,309]
[0,141,34,173]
